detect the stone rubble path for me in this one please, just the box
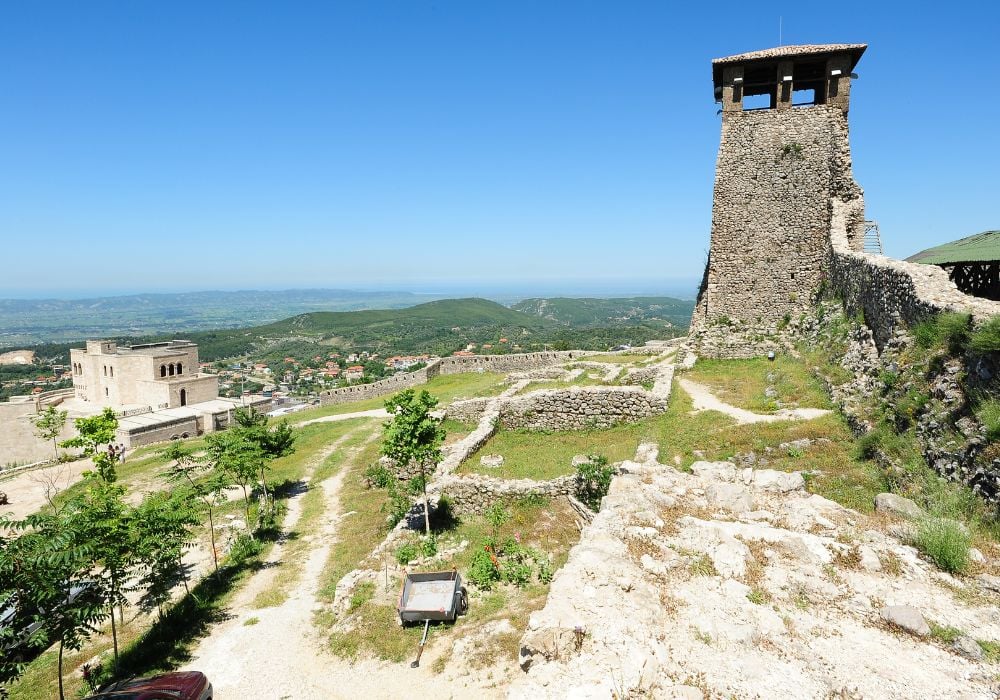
[678,377,831,424]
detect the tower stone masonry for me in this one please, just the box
[691,44,867,356]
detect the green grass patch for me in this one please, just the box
[458,424,644,481]
[975,399,1000,442]
[686,355,831,413]
[913,312,971,353]
[928,622,962,644]
[970,316,1000,354]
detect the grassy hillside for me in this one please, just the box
[512,296,693,328]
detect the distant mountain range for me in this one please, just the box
[0,289,447,346]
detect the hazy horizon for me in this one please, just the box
[0,278,701,303]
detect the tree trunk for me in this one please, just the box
[421,467,430,536]
[241,484,251,527]
[207,506,219,573]
[110,604,119,673]
[58,640,65,700]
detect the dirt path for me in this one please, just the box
[181,426,495,699]
[678,377,831,424]
[295,408,390,427]
[0,458,93,519]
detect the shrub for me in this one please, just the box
[467,548,500,590]
[970,316,1000,354]
[976,399,1000,442]
[576,454,615,510]
[229,533,262,564]
[383,481,412,526]
[364,462,394,489]
[913,517,971,574]
[395,541,418,565]
[420,534,438,558]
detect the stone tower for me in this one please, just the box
[690,44,868,357]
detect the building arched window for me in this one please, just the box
[161,365,167,377]
[103,365,107,376]
[109,366,114,377]
[176,362,182,375]
[104,387,109,397]
[179,388,187,407]
[169,364,175,376]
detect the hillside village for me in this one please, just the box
[2,40,1000,700]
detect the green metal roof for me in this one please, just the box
[906,231,1000,265]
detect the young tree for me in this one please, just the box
[382,389,445,535]
[163,443,228,573]
[68,476,136,673]
[134,490,200,616]
[206,430,265,528]
[30,406,68,460]
[61,407,120,482]
[231,407,295,505]
[0,511,107,700]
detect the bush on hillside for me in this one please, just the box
[913,517,971,574]
[575,454,615,510]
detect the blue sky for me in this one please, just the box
[1,1,997,299]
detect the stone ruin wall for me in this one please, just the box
[828,200,1000,348]
[316,351,582,406]
[432,473,578,516]
[691,105,864,339]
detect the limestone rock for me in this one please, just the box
[706,482,753,514]
[874,493,924,520]
[690,461,736,482]
[880,605,930,637]
[751,469,805,493]
[952,635,985,661]
[480,454,504,468]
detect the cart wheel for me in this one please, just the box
[457,586,469,616]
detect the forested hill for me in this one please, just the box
[9,297,692,366]
[168,298,561,360]
[512,296,693,328]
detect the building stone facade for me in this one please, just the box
[70,339,218,410]
[691,44,867,355]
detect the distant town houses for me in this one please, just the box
[344,365,365,380]
[383,354,431,371]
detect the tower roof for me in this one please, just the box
[712,43,866,90]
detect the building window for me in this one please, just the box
[103,365,107,376]
[105,387,109,397]
[169,364,175,376]
[176,362,182,375]
[109,366,114,377]
[180,388,187,407]
[161,365,167,377]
